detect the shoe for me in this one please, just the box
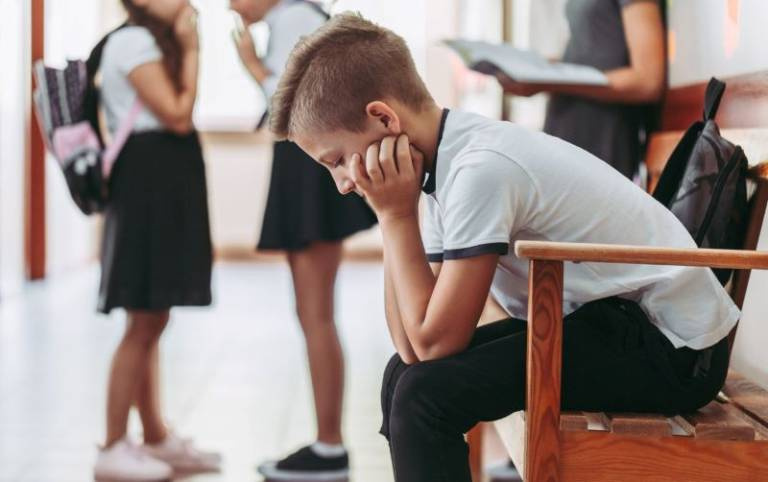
[142,431,222,474]
[94,437,172,482]
[257,444,349,481]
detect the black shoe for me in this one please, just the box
[257,445,349,481]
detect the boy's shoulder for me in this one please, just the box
[443,110,544,164]
[441,111,536,181]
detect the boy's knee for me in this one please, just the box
[381,353,411,396]
[389,362,452,432]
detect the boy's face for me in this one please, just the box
[293,113,401,196]
[294,126,391,196]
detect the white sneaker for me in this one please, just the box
[94,437,173,482]
[142,432,222,474]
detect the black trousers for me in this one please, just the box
[379,297,730,482]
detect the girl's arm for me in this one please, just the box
[232,20,271,84]
[128,6,199,134]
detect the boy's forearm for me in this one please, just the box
[384,256,418,364]
[380,213,436,357]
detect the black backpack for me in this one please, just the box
[652,77,749,285]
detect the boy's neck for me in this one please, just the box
[403,103,445,175]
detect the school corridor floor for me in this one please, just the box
[0,261,395,481]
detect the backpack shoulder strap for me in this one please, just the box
[84,22,129,145]
[86,22,130,81]
[651,121,703,204]
[703,77,726,121]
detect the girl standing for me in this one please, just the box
[94,1,219,480]
[230,0,376,479]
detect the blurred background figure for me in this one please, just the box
[230,0,376,479]
[496,0,666,181]
[94,0,219,480]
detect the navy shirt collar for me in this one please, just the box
[422,108,449,195]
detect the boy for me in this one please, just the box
[269,13,739,482]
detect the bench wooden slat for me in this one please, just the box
[670,415,695,436]
[583,412,609,431]
[560,411,589,432]
[599,413,672,436]
[682,401,755,441]
[722,371,768,426]
[721,403,768,441]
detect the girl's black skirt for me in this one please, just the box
[257,140,377,252]
[98,131,213,314]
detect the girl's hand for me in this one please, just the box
[175,5,199,52]
[495,72,542,97]
[351,134,424,223]
[232,14,259,70]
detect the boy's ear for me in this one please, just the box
[365,101,402,135]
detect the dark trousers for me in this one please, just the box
[379,297,730,482]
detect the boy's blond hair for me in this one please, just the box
[269,12,433,140]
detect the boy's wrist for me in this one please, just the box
[378,210,419,228]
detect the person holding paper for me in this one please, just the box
[229,1,376,479]
[496,0,666,180]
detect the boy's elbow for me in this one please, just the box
[398,351,419,365]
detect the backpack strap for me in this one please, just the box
[84,22,130,145]
[703,77,726,121]
[102,99,143,177]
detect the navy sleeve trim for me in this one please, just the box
[426,253,444,262]
[443,243,509,260]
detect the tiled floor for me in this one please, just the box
[0,261,395,482]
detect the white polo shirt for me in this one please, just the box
[101,26,164,134]
[421,109,739,350]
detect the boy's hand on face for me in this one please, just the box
[351,134,424,223]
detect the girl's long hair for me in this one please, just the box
[121,0,183,90]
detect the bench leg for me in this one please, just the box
[468,423,485,482]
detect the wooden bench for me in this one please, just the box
[485,72,768,481]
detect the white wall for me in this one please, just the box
[668,0,768,87]
[44,0,107,277]
[724,131,768,389]
[0,0,29,296]
[733,215,768,389]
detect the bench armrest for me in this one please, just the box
[515,241,768,270]
[517,240,768,481]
